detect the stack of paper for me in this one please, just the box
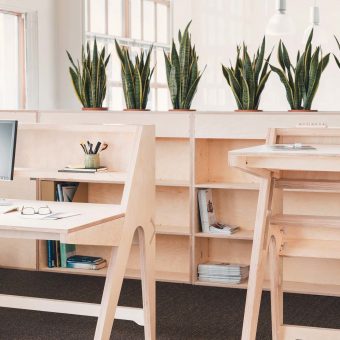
[198,262,249,284]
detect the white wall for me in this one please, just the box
[55,0,83,110]
[173,0,340,111]
[0,0,57,110]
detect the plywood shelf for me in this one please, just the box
[125,269,190,284]
[195,279,340,297]
[194,279,249,289]
[40,267,190,284]
[195,230,254,240]
[156,225,191,236]
[156,179,190,187]
[40,266,107,277]
[15,168,127,184]
[195,182,259,190]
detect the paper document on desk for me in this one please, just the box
[0,206,18,214]
[270,143,316,150]
[21,212,81,220]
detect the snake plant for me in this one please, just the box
[67,39,110,108]
[115,40,154,110]
[164,21,205,110]
[222,37,272,110]
[270,30,330,110]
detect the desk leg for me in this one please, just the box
[269,234,283,340]
[241,175,274,340]
[138,225,156,340]
[94,232,134,340]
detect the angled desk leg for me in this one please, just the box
[94,224,155,340]
[269,230,284,340]
[94,231,135,340]
[138,224,156,340]
[241,174,274,340]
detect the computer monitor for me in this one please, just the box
[0,120,17,181]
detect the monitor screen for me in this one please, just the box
[0,121,17,181]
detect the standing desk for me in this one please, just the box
[229,128,340,340]
[0,124,155,340]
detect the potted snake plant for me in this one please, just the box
[222,37,272,112]
[164,21,205,111]
[67,39,110,110]
[270,30,330,112]
[115,40,154,111]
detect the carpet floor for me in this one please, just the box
[0,269,339,339]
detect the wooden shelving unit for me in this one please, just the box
[4,110,340,296]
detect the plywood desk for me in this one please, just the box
[229,128,340,340]
[0,123,155,340]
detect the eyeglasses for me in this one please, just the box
[21,206,52,216]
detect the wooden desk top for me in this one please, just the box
[0,200,124,235]
[229,144,340,172]
[14,168,127,184]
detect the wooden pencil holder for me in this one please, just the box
[84,154,100,169]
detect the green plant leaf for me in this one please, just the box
[270,64,294,108]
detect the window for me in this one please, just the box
[85,0,172,111]
[0,10,26,109]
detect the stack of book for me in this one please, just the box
[66,255,107,270]
[209,223,240,235]
[198,262,249,284]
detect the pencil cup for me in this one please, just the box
[84,154,100,169]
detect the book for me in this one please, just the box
[209,224,240,235]
[198,262,250,284]
[67,255,105,264]
[198,189,217,233]
[66,255,107,270]
[47,240,55,268]
[62,185,77,202]
[60,243,76,268]
[66,260,107,270]
[58,166,107,174]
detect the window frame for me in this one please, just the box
[0,6,38,110]
[84,0,172,111]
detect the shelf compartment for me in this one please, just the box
[195,229,253,240]
[127,235,191,283]
[195,138,263,184]
[194,188,258,234]
[195,182,259,190]
[156,186,190,229]
[156,138,191,185]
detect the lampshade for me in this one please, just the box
[266,0,295,36]
[302,6,331,46]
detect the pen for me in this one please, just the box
[80,143,88,154]
[94,141,101,154]
[87,141,94,154]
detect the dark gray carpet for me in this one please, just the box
[0,269,339,339]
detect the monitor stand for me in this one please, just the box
[0,199,11,206]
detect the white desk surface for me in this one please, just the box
[229,144,340,158]
[0,200,124,234]
[229,144,340,172]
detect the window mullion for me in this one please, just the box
[18,14,26,109]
